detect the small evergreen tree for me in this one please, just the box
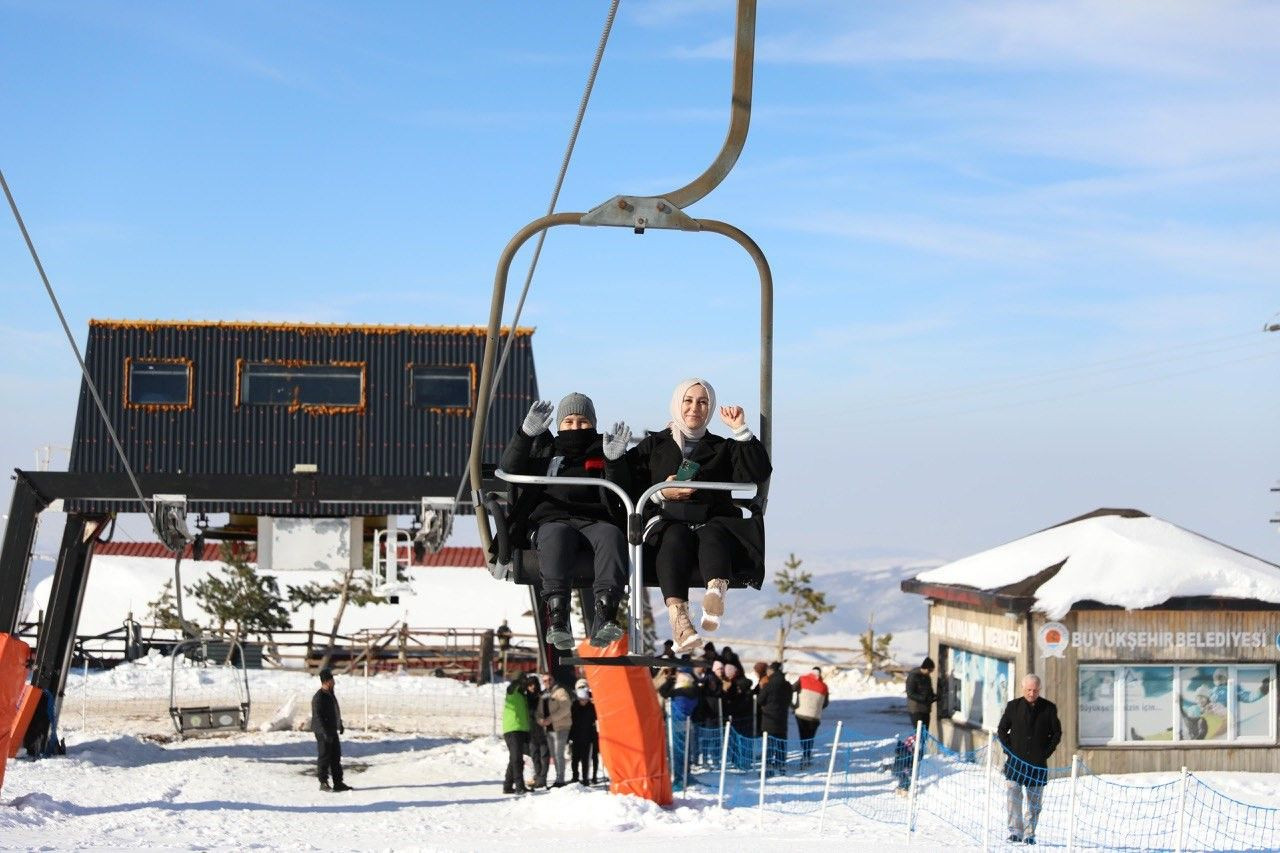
[762,553,835,663]
[860,611,894,677]
[146,578,182,630]
[186,543,290,657]
[287,556,388,671]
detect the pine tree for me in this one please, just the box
[287,555,387,671]
[186,543,290,659]
[860,611,894,677]
[761,553,835,663]
[146,578,182,630]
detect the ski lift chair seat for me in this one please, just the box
[483,490,763,590]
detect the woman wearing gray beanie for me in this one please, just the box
[618,378,771,653]
[500,392,633,651]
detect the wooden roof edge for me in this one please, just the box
[89,318,535,337]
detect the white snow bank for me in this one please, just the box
[915,513,1280,618]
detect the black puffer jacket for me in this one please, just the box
[619,428,772,588]
[499,429,627,545]
[905,667,937,715]
[310,688,342,739]
[757,674,794,738]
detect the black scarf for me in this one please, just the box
[554,429,601,461]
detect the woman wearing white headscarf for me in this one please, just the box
[620,378,771,652]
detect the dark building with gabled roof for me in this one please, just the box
[67,319,538,516]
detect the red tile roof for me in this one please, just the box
[93,540,489,568]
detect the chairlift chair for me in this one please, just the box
[168,637,251,739]
[468,0,772,666]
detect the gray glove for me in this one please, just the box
[602,421,631,461]
[521,400,555,436]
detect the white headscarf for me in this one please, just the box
[668,377,716,453]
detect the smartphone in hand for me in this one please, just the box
[674,459,701,481]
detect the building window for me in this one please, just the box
[410,364,473,409]
[126,358,192,408]
[239,362,364,408]
[940,646,1014,732]
[1078,664,1276,746]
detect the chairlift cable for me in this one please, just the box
[0,167,155,526]
[451,0,622,511]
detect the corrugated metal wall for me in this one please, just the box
[68,320,538,516]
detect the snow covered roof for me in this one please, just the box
[906,508,1280,619]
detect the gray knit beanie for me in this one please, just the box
[556,392,596,426]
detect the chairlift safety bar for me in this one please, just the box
[495,469,756,652]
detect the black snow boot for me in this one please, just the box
[545,593,573,651]
[589,594,625,648]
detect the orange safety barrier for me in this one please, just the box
[0,634,33,792]
[9,685,41,760]
[577,637,672,806]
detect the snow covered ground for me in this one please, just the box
[3,664,1278,850]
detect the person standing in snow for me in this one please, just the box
[997,674,1062,845]
[524,673,549,789]
[502,674,531,794]
[792,667,830,766]
[568,679,599,785]
[540,673,574,786]
[616,378,771,653]
[758,661,793,775]
[311,668,350,792]
[905,657,938,734]
[500,394,632,650]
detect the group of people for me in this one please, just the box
[500,378,772,654]
[903,657,1062,845]
[654,649,831,777]
[500,671,600,794]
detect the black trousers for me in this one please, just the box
[571,737,598,782]
[315,734,343,785]
[908,712,930,734]
[536,520,627,599]
[527,728,549,785]
[796,717,820,760]
[651,521,744,601]
[503,731,529,791]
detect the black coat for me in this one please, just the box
[620,428,772,588]
[758,674,794,737]
[905,668,938,715]
[569,701,597,744]
[499,429,627,547]
[310,688,343,739]
[997,697,1062,785]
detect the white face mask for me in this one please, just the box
[575,689,590,700]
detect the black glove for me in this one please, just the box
[339,724,345,735]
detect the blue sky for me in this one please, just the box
[2,0,1278,564]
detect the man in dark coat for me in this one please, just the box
[311,668,351,792]
[757,661,793,775]
[997,673,1062,844]
[905,657,938,733]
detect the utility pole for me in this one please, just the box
[1268,317,1278,529]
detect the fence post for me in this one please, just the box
[81,657,88,733]
[983,732,995,852]
[905,719,923,846]
[305,619,315,667]
[1067,754,1080,853]
[683,717,692,791]
[818,720,843,835]
[363,656,370,732]
[1176,766,1188,853]
[718,721,731,809]
[758,732,769,830]
[667,712,675,789]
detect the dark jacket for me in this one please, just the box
[311,688,343,739]
[620,428,772,588]
[997,697,1062,785]
[724,676,755,734]
[569,700,598,744]
[758,673,794,737]
[499,430,627,547]
[905,668,938,715]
